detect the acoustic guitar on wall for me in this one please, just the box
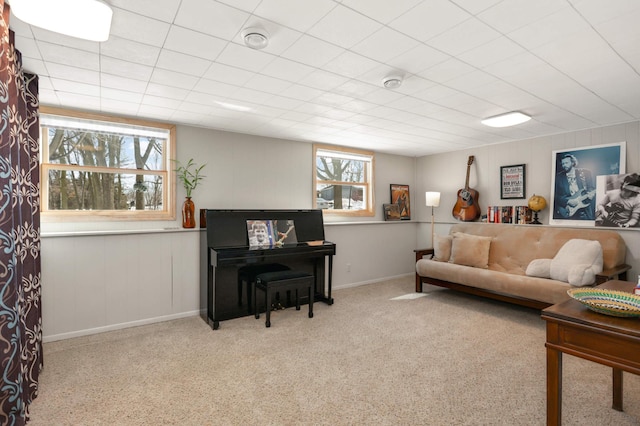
[452,155,481,221]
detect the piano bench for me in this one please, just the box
[254,270,315,328]
[238,263,290,313]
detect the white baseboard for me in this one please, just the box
[43,310,201,343]
[333,273,413,290]
[43,274,413,343]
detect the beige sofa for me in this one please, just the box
[415,223,630,309]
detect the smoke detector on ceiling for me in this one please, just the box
[382,75,403,89]
[241,27,269,50]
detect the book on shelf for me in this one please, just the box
[487,205,532,224]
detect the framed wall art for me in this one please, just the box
[500,164,526,199]
[390,184,411,220]
[383,203,401,221]
[550,142,626,227]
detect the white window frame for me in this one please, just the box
[313,144,374,217]
[39,106,176,221]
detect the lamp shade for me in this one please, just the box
[425,192,441,207]
[11,0,113,42]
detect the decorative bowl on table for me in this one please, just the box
[567,288,640,318]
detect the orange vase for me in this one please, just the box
[182,197,196,228]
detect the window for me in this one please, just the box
[313,144,374,216]
[40,107,176,220]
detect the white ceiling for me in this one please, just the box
[9,0,640,157]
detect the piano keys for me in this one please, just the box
[200,209,336,330]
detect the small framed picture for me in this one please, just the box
[390,184,410,220]
[500,164,526,199]
[383,203,401,221]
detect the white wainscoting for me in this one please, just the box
[41,229,201,342]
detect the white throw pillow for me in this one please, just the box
[525,258,552,278]
[549,239,603,286]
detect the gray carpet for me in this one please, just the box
[28,276,640,425]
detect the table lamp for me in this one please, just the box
[426,192,441,245]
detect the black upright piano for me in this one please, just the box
[201,209,336,330]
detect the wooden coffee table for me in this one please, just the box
[541,280,640,425]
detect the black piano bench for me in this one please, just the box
[238,263,290,313]
[254,270,314,328]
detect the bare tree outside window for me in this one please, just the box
[40,107,176,220]
[313,145,374,216]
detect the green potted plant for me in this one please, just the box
[173,158,206,228]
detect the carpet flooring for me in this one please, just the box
[27,276,640,425]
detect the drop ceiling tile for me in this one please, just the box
[308,5,381,49]
[297,69,350,91]
[279,84,323,102]
[450,0,502,15]
[100,98,141,115]
[252,0,337,32]
[360,87,406,105]
[417,58,476,84]
[427,17,501,56]
[340,0,424,24]
[203,63,256,86]
[46,63,100,85]
[236,20,302,56]
[243,74,292,95]
[164,26,227,61]
[227,87,273,104]
[174,0,250,40]
[109,0,181,23]
[458,37,525,69]
[101,87,144,103]
[110,8,171,47]
[14,36,40,60]
[387,44,451,75]
[21,59,48,79]
[216,0,262,13]
[192,79,239,97]
[141,94,183,109]
[323,51,381,79]
[215,42,276,73]
[37,43,100,71]
[50,79,101,97]
[56,92,101,110]
[389,0,471,42]
[145,83,190,101]
[150,69,199,90]
[477,0,568,34]
[101,56,154,81]
[101,74,149,93]
[100,37,161,66]
[571,0,640,26]
[351,27,420,63]
[280,35,344,68]
[507,7,589,50]
[155,49,213,77]
[259,57,316,83]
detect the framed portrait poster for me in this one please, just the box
[595,173,640,229]
[390,184,411,220]
[550,142,626,227]
[500,164,526,199]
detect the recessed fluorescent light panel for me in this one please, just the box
[481,111,531,128]
[215,101,252,112]
[10,0,113,42]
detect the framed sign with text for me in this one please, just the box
[500,164,526,199]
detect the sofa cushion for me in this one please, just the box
[525,258,552,278]
[449,232,492,269]
[433,234,452,262]
[550,239,603,286]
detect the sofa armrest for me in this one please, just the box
[414,248,435,292]
[596,264,632,284]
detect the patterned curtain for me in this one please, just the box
[0,1,42,425]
